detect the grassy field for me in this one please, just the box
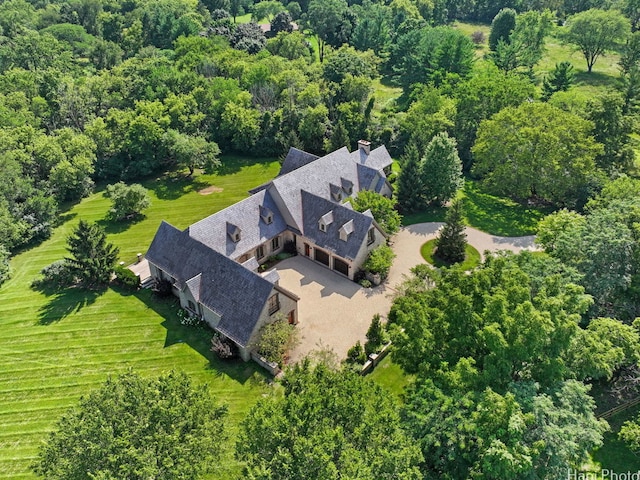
[420,239,481,270]
[368,355,412,400]
[402,180,552,236]
[0,156,281,479]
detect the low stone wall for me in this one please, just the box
[251,351,281,376]
[361,341,392,375]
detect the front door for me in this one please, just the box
[304,243,310,256]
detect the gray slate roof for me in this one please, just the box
[278,147,320,176]
[146,221,275,347]
[300,190,373,261]
[188,189,288,260]
[351,145,393,171]
[270,147,362,231]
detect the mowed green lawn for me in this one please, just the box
[0,156,281,479]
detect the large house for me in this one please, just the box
[146,141,393,361]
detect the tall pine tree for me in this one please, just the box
[397,142,425,213]
[66,220,119,287]
[435,199,467,264]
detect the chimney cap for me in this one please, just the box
[357,140,371,155]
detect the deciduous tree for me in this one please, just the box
[421,132,463,205]
[351,189,401,234]
[105,182,151,220]
[237,361,423,479]
[472,102,603,207]
[33,371,227,480]
[563,8,630,73]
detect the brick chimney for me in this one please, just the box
[357,140,371,155]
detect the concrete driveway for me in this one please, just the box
[280,223,539,362]
[277,256,394,363]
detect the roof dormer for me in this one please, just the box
[319,210,334,232]
[339,220,354,241]
[226,222,241,242]
[259,205,273,225]
[340,177,353,195]
[330,183,342,202]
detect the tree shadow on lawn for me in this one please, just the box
[96,214,146,235]
[37,286,104,324]
[145,173,211,201]
[575,70,619,89]
[131,288,267,385]
[462,182,553,237]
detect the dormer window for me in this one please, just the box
[260,205,274,225]
[330,183,342,202]
[319,210,333,232]
[341,177,353,195]
[339,220,354,242]
[227,222,241,242]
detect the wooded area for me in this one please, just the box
[1,0,640,477]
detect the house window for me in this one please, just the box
[268,294,280,315]
[235,233,241,242]
[271,236,280,251]
[266,214,272,224]
[187,300,196,312]
[319,222,326,232]
[367,228,375,245]
[257,245,265,259]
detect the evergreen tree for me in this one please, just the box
[66,220,119,287]
[435,199,467,264]
[364,313,388,355]
[421,132,463,206]
[396,142,425,213]
[542,61,575,101]
[325,121,350,152]
[488,8,516,51]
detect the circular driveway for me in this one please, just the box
[281,223,539,362]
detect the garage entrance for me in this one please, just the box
[314,248,330,267]
[333,257,349,277]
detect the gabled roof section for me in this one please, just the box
[186,273,202,302]
[329,183,343,201]
[269,147,361,231]
[146,221,277,347]
[278,147,320,176]
[351,145,393,172]
[301,191,373,261]
[188,189,288,261]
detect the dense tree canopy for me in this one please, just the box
[34,371,227,480]
[237,361,423,479]
[472,102,603,207]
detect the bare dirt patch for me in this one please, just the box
[198,185,223,195]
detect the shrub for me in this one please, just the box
[471,31,485,45]
[359,279,372,288]
[177,308,203,328]
[365,314,389,355]
[32,260,75,289]
[346,341,366,365]
[153,278,174,298]
[363,245,395,279]
[114,265,140,290]
[211,333,237,359]
[253,315,299,366]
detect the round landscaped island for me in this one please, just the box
[420,239,481,270]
